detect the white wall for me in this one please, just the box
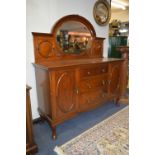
[27,0,110,119]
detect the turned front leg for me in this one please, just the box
[114,96,120,106]
[51,125,57,140]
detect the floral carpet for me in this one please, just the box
[54,106,129,155]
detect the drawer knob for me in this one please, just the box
[87,71,90,75]
[74,88,79,94]
[117,84,120,89]
[108,80,111,85]
[102,69,105,72]
[102,80,106,85]
[102,93,107,98]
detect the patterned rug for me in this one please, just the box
[54,106,129,155]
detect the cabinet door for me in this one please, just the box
[55,70,77,118]
[108,62,121,96]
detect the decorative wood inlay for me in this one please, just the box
[38,41,53,58]
[56,72,67,96]
[91,38,103,57]
[56,72,75,113]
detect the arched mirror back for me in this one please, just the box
[32,15,104,63]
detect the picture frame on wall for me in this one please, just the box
[93,0,111,26]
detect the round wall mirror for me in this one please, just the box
[93,0,111,26]
[52,15,96,55]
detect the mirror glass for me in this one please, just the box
[56,21,92,54]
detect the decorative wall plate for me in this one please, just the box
[93,0,111,26]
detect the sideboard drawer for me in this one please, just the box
[79,89,108,110]
[79,75,108,93]
[79,64,108,78]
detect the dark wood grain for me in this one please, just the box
[26,86,38,155]
[32,15,126,139]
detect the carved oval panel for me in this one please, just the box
[38,41,53,58]
[109,65,120,93]
[56,72,75,113]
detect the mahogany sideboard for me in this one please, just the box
[32,15,125,139]
[26,85,38,154]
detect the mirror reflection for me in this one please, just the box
[56,21,92,54]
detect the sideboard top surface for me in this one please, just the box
[33,58,124,69]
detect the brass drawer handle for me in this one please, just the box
[102,94,105,98]
[117,84,120,89]
[87,71,90,75]
[102,80,106,85]
[108,80,111,85]
[74,88,79,94]
[102,93,107,98]
[102,69,105,72]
